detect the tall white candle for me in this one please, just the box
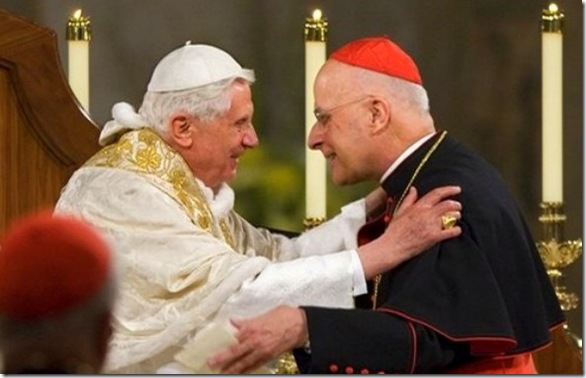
[304,9,327,220]
[67,9,91,111]
[541,3,564,203]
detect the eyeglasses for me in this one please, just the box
[313,95,373,126]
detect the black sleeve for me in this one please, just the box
[296,307,469,374]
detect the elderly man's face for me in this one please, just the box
[186,81,258,191]
[308,61,377,186]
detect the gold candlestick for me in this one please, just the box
[304,8,328,42]
[66,9,91,111]
[536,202,582,312]
[303,216,326,230]
[273,355,299,375]
[536,202,582,352]
[542,2,564,33]
[304,9,328,223]
[66,9,92,41]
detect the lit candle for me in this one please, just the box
[304,9,328,221]
[541,3,564,203]
[66,9,91,111]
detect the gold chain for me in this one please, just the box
[371,131,447,309]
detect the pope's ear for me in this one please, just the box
[169,113,193,148]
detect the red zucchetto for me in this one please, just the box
[330,36,423,85]
[0,211,112,320]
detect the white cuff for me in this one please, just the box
[349,249,367,296]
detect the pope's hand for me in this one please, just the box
[207,305,307,374]
[358,185,462,279]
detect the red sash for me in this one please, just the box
[442,353,537,374]
[357,197,394,246]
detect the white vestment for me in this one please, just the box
[55,129,366,374]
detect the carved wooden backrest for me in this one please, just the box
[0,9,99,234]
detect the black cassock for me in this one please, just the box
[294,131,564,374]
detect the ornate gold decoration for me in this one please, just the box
[66,9,91,41]
[273,353,300,374]
[536,202,582,312]
[304,9,328,42]
[85,129,235,248]
[441,214,457,230]
[303,216,326,230]
[542,3,564,34]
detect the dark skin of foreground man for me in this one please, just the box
[209,36,565,374]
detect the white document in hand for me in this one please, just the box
[174,322,272,374]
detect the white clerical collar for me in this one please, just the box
[195,178,235,219]
[380,133,435,183]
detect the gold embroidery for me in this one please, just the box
[219,219,234,249]
[135,145,162,172]
[372,131,448,309]
[85,129,235,248]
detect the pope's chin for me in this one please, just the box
[227,159,239,177]
[225,167,238,183]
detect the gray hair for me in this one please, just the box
[138,70,256,137]
[357,67,430,116]
[385,76,430,114]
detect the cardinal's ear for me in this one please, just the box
[368,97,391,134]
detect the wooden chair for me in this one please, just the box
[0,8,99,234]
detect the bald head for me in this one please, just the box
[315,58,434,140]
[307,37,436,184]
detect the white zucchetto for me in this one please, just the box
[147,41,249,92]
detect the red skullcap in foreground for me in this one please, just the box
[0,211,111,320]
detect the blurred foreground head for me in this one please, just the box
[0,211,116,374]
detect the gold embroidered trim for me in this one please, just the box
[85,129,234,248]
[372,131,448,309]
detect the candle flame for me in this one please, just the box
[72,9,82,19]
[312,9,322,22]
[548,3,558,13]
